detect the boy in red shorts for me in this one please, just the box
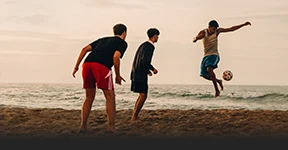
[72,23,128,133]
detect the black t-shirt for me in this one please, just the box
[84,36,128,69]
[130,41,155,82]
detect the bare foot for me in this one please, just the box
[218,80,224,91]
[106,129,115,134]
[131,116,140,121]
[107,125,115,133]
[105,129,119,136]
[78,126,87,134]
[215,90,220,98]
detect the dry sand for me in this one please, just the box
[1,107,288,148]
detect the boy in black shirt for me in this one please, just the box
[130,28,160,121]
[72,23,128,132]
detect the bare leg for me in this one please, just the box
[102,89,116,132]
[131,93,147,121]
[218,79,223,91]
[79,88,96,133]
[202,72,224,91]
[205,67,220,97]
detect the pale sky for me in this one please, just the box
[0,0,288,85]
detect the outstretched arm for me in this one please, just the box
[193,30,205,43]
[217,21,251,35]
[72,45,92,78]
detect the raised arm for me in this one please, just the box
[193,30,205,43]
[217,21,251,35]
[72,45,92,78]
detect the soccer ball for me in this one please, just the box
[222,70,233,81]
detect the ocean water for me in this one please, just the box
[0,83,288,111]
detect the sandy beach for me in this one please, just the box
[1,107,288,147]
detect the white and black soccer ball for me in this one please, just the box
[222,70,233,81]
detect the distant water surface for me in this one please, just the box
[0,83,287,111]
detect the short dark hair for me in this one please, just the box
[147,28,160,38]
[209,20,219,28]
[113,23,127,35]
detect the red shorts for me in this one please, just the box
[82,62,114,90]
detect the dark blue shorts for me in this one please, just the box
[131,81,148,94]
[200,55,220,77]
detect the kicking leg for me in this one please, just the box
[207,67,220,97]
[203,74,223,91]
[131,93,147,121]
[217,79,223,91]
[79,88,96,133]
